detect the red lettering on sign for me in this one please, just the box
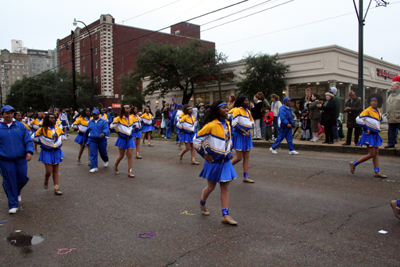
[377,68,397,80]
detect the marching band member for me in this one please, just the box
[131,106,143,159]
[72,108,91,166]
[32,113,66,195]
[100,108,108,123]
[110,105,136,178]
[193,100,238,225]
[177,105,199,165]
[141,106,155,147]
[30,111,44,153]
[59,108,70,139]
[84,109,109,173]
[15,111,31,133]
[230,95,255,183]
[349,94,387,178]
[0,105,34,214]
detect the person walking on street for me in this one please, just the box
[349,94,387,178]
[131,107,143,159]
[177,105,199,165]
[385,76,400,149]
[141,107,155,147]
[343,91,362,146]
[269,97,299,155]
[231,95,255,183]
[194,100,238,225]
[32,112,66,195]
[0,105,34,214]
[308,93,321,142]
[72,108,92,166]
[318,92,336,144]
[270,94,282,140]
[84,109,109,173]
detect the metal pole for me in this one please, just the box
[357,0,364,109]
[71,31,78,111]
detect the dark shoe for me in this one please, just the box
[222,216,238,225]
[322,141,328,144]
[328,142,334,144]
[385,145,395,149]
[342,143,350,146]
[390,200,400,220]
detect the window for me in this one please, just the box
[96,62,98,69]
[82,53,85,59]
[12,60,15,63]
[82,39,84,46]
[17,71,20,74]
[194,92,210,105]
[213,91,230,102]
[83,66,85,73]
[16,60,19,64]
[17,77,20,80]
[95,33,97,40]
[17,66,19,69]
[12,71,15,74]
[95,48,97,55]
[23,71,28,75]
[24,60,28,64]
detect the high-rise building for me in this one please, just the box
[56,14,215,107]
[28,49,57,77]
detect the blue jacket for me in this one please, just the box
[0,120,34,160]
[84,118,109,142]
[278,105,294,128]
[168,109,179,128]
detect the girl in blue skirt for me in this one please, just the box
[111,105,136,178]
[32,113,66,195]
[177,105,199,165]
[349,94,387,178]
[193,100,238,225]
[230,95,255,183]
[131,106,143,159]
[72,108,92,166]
[141,107,155,147]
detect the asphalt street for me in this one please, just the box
[1,136,400,266]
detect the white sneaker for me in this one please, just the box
[104,162,109,168]
[9,208,18,214]
[89,168,98,173]
[312,138,319,142]
[289,150,299,155]
[269,147,278,154]
[18,195,21,202]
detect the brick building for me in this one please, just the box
[56,14,215,108]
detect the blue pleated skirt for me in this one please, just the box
[181,132,195,143]
[358,132,382,147]
[74,133,86,145]
[232,131,253,151]
[199,160,237,183]
[132,131,142,138]
[115,137,135,149]
[39,149,64,165]
[142,125,155,132]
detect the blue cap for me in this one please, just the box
[104,107,107,111]
[283,97,292,102]
[92,109,100,115]
[177,104,183,108]
[1,105,15,113]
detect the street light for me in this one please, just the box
[73,18,95,108]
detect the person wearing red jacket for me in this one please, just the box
[263,106,274,141]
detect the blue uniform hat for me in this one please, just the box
[104,107,107,111]
[92,109,100,115]
[177,104,183,108]
[1,105,15,113]
[282,97,292,102]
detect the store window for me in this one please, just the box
[213,90,230,102]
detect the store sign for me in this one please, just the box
[112,103,121,108]
[377,68,397,80]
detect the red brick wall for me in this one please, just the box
[170,22,200,39]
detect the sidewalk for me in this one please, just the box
[251,138,400,157]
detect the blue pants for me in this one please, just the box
[261,118,266,138]
[88,138,109,169]
[271,127,294,151]
[388,123,400,146]
[0,157,29,209]
[332,118,339,140]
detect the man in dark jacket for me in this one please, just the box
[342,91,362,146]
[330,87,341,141]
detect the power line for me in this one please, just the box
[202,0,295,32]
[117,0,181,24]
[217,0,400,47]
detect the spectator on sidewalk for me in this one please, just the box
[256,92,269,139]
[330,87,341,142]
[299,88,312,140]
[343,91,362,146]
[318,92,336,144]
[385,76,400,149]
[309,93,321,142]
[300,109,311,140]
[228,95,236,111]
[264,106,274,141]
[251,94,263,140]
[270,94,282,140]
[269,97,299,155]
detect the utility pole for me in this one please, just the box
[71,30,78,111]
[353,0,388,108]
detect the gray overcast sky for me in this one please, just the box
[1,0,399,66]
